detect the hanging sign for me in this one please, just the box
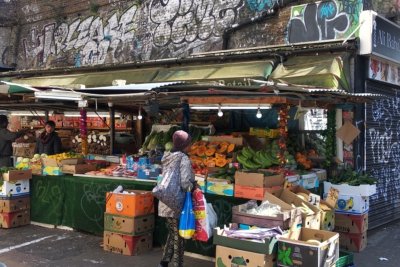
[360,11,400,64]
[368,57,400,86]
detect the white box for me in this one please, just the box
[334,194,369,214]
[294,173,319,189]
[324,181,376,197]
[0,180,30,197]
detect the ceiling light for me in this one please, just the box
[35,90,83,101]
[190,104,272,110]
[217,105,223,117]
[137,108,143,120]
[256,108,262,119]
[10,111,53,116]
[64,111,120,118]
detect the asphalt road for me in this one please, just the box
[0,221,398,267]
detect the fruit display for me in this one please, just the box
[71,132,110,155]
[236,140,296,170]
[46,152,84,161]
[295,152,313,170]
[207,167,236,183]
[189,140,236,173]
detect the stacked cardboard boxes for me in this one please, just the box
[103,189,154,256]
[0,169,31,228]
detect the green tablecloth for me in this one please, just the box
[30,175,246,257]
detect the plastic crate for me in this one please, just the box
[336,250,354,267]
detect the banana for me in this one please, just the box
[236,153,248,166]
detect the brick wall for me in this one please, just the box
[3,0,400,70]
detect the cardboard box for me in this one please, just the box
[61,164,97,174]
[103,231,152,256]
[334,212,368,233]
[295,173,319,189]
[213,226,277,255]
[0,179,30,197]
[334,194,369,214]
[215,245,276,267]
[2,169,32,181]
[42,158,59,167]
[234,185,270,200]
[60,158,85,165]
[206,179,234,196]
[104,213,154,236]
[206,136,243,146]
[312,169,327,181]
[0,196,30,213]
[12,143,36,158]
[324,181,376,197]
[235,171,285,188]
[106,190,154,217]
[272,189,321,230]
[232,192,302,230]
[339,231,367,252]
[0,210,30,228]
[277,228,339,267]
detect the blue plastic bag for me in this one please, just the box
[179,192,195,239]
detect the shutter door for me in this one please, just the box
[365,80,400,228]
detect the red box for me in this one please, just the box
[339,231,367,252]
[103,231,152,256]
[106,190,154,217]
[335,212,368,233]
[234,184,283,200]
[0,210,30,228]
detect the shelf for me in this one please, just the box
[23,126,132,131]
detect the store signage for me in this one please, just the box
[360,11,400,64]
[368,57,400,86]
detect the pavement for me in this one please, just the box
[0,220,398,267]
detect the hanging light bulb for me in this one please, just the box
[217,105,223,117]
[137,107,143,120]
[256,107,262,119]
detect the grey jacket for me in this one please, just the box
[158,151,195,218]
[0,128,23,167]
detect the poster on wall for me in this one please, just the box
[368,57,400,86]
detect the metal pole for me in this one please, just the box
[109,103,115,155]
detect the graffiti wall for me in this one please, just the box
[0,27,16,67]
[18,0,288,69]
[287,0,363,43]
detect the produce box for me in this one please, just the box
[235,171,284,188]
[215,245,276,267]
[312,169,327,181]
[324,181,376,197]
[0,179,30,197]
[334,212,368,234]
[0,196,30,213]
[61,164,97,174]
[338,231,367,252]
[0,209,30,228]
[232,192,302,230]
[213,226,277,255]
[42,158,59,167]
[12,143,36,158]
[272,189,321,230]
[60,158,84,165]
[277,228,339,267]
[234,185,270,200]
[295,173,319,190]
[104,213,154,236]
[206,178,234,196]
[42,166,63,176]
[2,169,32,181]
[103,231,152,256]
[106,190,154,217]
[334,194,369,214]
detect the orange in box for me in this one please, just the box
[106,190,154,217]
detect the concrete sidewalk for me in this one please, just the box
[0,220,398,267]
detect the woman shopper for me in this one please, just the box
[0,115,27,167]
[35,120,62,155]
[158,130,195,267]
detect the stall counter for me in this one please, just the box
[30,175,247,257]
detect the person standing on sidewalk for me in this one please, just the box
[158,130,195,267]
[0,115,27,167]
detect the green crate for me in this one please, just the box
[336,250,354,267]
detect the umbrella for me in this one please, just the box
[0,81,40,94]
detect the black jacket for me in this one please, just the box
[35,132,62,155]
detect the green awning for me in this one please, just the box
[269,54,351,90]
[11,68,159,88]
[0,81,39,94]
[153,60,274,85]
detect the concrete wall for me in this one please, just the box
[3,0,400,70]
